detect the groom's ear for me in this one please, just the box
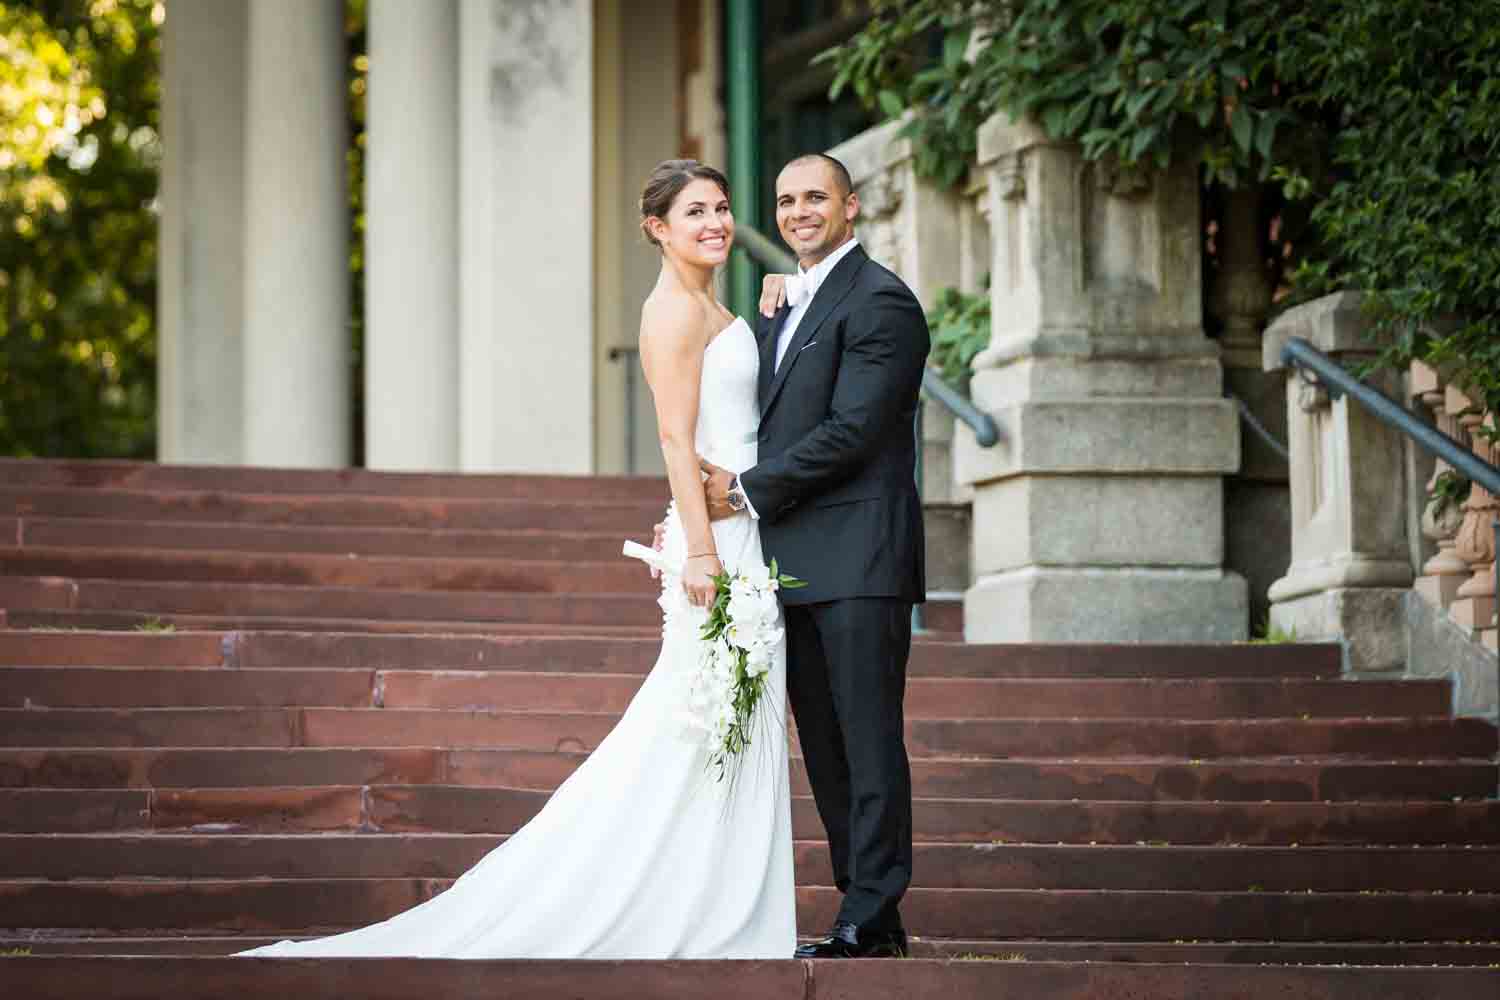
[844,191,860,224]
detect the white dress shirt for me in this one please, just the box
[774,237,861,371]
[736,237,862,521]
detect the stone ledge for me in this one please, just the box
[964,567,1249,643]
[974,331,1221,369]
[955,399,1239,487]
[1262,291,1374,372]
[1269,557,1415,603]
[971,356,1224,404]
[972,476,1224,574]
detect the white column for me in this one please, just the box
[158,0,247,464]
[458,0,594,473]
[241,0,350,467]
[364,0,459,471]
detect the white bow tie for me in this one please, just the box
[783,271,812,309]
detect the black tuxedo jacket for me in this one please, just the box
[740,245,930,606]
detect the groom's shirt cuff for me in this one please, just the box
[732,476,761,521]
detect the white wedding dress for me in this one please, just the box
[239,317,795,960]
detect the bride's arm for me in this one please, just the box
[639,298,722,607]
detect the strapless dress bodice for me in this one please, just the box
[694,317,759,476]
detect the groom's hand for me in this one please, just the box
[700,458,737,521]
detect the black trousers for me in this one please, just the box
[784,597,913,933]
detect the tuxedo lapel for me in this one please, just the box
[758,306,788,410]
[761,246,867,419]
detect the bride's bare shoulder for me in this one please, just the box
[639,291,709,353]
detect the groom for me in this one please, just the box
[702,152,930,959]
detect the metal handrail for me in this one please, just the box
[1281,338,1500,495]
[607,346,641,474]
[734,223,1001,448]
[1229,391,1289,463]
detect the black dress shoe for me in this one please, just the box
[793,921,909,959]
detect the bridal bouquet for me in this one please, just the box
[624,540,805,781]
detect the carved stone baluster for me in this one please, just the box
[1410,362,1471,609]
[1449,395,1497,635]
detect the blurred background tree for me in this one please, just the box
[0,0,161,458]
[1,0,370,461]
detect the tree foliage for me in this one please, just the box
[0,0,161,458]
[826,0,1500,412]
[1288,2,1500,416]
[824,0,1323,190]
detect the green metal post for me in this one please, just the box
[725,0,761,319]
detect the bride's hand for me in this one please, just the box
[682,553,722,608]
[759,274,788,317]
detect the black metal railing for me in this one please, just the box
[606,346,642,473]
[1229,391,1289,463]
[1281,336,1500,617]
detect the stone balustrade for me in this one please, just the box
[1263,295,1497,716]
[1405,364,1499,656]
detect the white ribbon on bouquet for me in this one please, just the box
[623,539,681,578]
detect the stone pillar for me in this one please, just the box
[955,117,1247,643]
[158,0,248,464]
[241,0,350,467]
[1263,292,1414,674]
[1211,184,1289,634]
[457,0,594,473]
[364,0,460,471]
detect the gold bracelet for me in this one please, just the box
[685,552,718,560]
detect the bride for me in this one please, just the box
[239,160,796,960]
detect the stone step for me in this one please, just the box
[5,786,1496,843]
[2,705,1489,758]
[10,515,633,562]
[2,955,1494,1000]
[916,939,1500,966]
[3,835,1496,891]
[4,747,1492,802]
[0,666,1450,719]
[8,935,1500,968]
[0,457,669,501]
[0,547,661,595]
[0,575,666,627]
[2,608,668,638]
[0,629,1344,678]
[0,586,966,639]
[1,486,667,534]
[3,880,1498,942]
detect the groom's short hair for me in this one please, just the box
[784,153,854,198]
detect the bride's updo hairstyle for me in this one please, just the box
[639,159,731,248]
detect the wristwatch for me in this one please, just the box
[726,475,749,513]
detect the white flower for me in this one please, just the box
[740,562,774,592]
[745,640,773,677]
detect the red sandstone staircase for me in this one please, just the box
[0,458,1497,999]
